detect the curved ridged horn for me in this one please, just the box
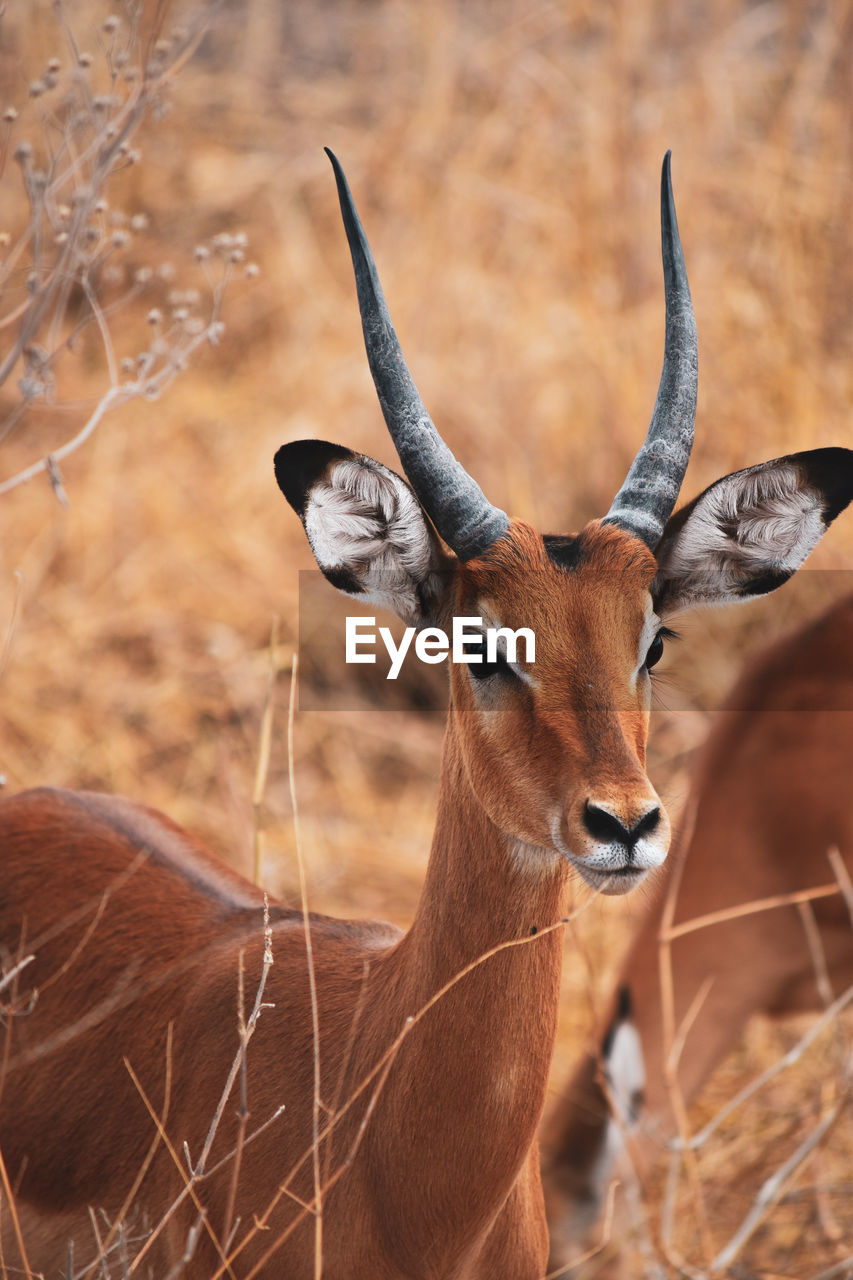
[325,148,510,561]
[602,152,698,549]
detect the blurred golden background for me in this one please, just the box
[1,1,851,1272]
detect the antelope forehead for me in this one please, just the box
[570,589,658,670]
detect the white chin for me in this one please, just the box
[573,864,649,896]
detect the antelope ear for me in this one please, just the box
[274,439,452,626]
[602,986,645,1130]
[653,448,853,616]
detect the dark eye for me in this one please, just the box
[465,638,508,680]
[644,631,665,670]
[644,625,678,672]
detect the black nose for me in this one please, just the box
[583,802,660,849]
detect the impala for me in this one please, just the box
[542,592,853,1271]
[1,151,852,1279]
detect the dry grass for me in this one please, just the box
[1,0,852,1274]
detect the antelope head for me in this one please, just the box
[275,152,853,895]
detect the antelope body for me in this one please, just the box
[1,153,852,1277]
[543,592,853,1270]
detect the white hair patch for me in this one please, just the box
[304,457,444,623]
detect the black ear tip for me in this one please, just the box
[801,446,853,526]
[273,439,352,517]
[616,984,633,1022]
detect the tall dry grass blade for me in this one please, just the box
[0,571,23,684]
[665,882,842,941]
[657,808,715,1269]
[797,900,835,1007]
[712,1092,848,1272]
[252,617,279,885]
[684,982,853,1152]
[665,974,715,1078]
[810,1254,853,1280]
[0,1143,34,1280]
[123,1059,234,1280]
[827,847,853,927]
[286,652,323,1278]
[80,1024,175,1280]
[211,905,597,1278]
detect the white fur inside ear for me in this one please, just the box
[656,462,825,611]
[304,457,444,623]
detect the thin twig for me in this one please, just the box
[665,974,715,1077]
[664,882,842,941]
[123,1061,235,1280]
[194,929,274,1177]
[827,847,853,927]
[80,1025,175,1278]
[810,1254,853,1280]
[211,902,597,1279]
[798,899,836,1009]
[0,320,223,499]
[0,1143,35,1280]
[683,982,853,1151]
[711,1094,848,1271]
[0,954,34,998]
[221,952,248,1251]
[124,1103,285,1278]
[81,274,118,388]
[86,1205,107,1279]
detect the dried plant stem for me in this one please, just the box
[239,1042,407,1280]
[0,954,34,999]
[125,1059,234,1279]
[827,847,853,926]
[665,974,715,1078]
[124,1101,285,1278]
[80,1025,175,1279]
[810,1254,853,1280]
[0,319,224,500]
[683,982,853,1151]
[287,652,324,1278]
[194,938,274,1178]
[221,952,249,1252]
[212,902,597,1280]
[712,1093,848,1272]
[658,841,715,1269]
[121,910,277,1279]
[86,1205,106,1272]
[252,618,279,885]
[0,1144,34,1280]
[665,881,842,941]
[797,900,836,1006]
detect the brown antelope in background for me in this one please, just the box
[2,151,853,1278]
[542,591,853,1271]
